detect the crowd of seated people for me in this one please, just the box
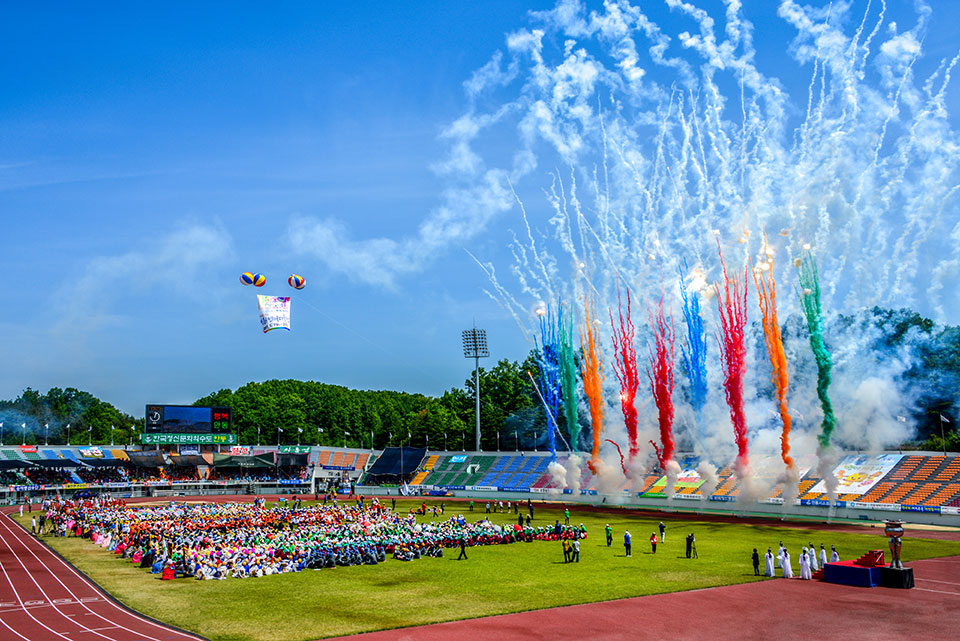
[75,467,130,484]
[0,470,30,485]
[23,467,74,485]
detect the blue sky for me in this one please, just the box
[1,1,957,417]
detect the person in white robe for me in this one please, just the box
[819,544,828,567]
[764,548,776,577]
[781,550,793,578]
[830,546,840,563]
[800,548,812,579]
[776,542,785,568]
[808,542,818,571]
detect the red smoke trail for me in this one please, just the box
[646,292,676,470]
[605,439,627,476]
[610,285,640,461]
[714,244,751,477]
[579,296,605,475]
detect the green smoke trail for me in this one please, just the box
[557,302,581,451]
[797,253,836,449]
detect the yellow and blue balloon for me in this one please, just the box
[240,272,266,287]
[288,274,306,289]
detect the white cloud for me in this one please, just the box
[53,222,234,334]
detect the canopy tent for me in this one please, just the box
[169,454,206,467]
[212,453,275,469]
[32,458,84,468]
[0,459,32,470]
[82,458,127,467]
[127,451,167,467]
[364,447,426,480]
[277,453,309,467]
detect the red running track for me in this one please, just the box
[0,509,205,641]
[329,555,960,641]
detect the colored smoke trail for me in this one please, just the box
[646,292,676,470]
[579,297,605,474]
[751,246,795,472]
[714,246,750,478]
[557,303,581,452]
[536,308,563,460]
[797,253,837,451]
[609,286,640,461]
[604,439,627,477]
[678,260,708,444]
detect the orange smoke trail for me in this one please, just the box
[751,244,795,470]
[579,296,605,474]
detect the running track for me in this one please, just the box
[1,498,957,641]
[0,509,204,641]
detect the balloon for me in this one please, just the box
[240,272,255,286]
[288,274,306,289]
[252,273,266,287]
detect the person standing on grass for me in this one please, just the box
[31,516,36,535]
[781,550,793,578]
[527,499,533,519]
[650,533,658,553]
[485,502,491,514]
[808,542,819,572]
[518,513,524,527]
[659,521,666,543]
[564,508,570,525]
[830,546,839,563]
[764,548,775,577]
[685,533,693,558]
[562,538,571,563]
[457,536,468,560]
[752,548,760,575]
[624,530,632,557]
[572,538,580,563]
[605,523,613,547]
[19,503,23,518]
[819,544,828,568]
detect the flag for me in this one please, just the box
[318,428,324,433]
[389,432,392,439]
[407,430,411,439]
[88,426,92,432]
[279,427,284,433]
[297,427,303,433]
[344,431,350,436]
[941,414,951,423]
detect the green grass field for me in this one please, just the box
[14,500,960,641]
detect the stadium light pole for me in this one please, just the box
[110,424,114,446]
[44,423,48,446]
[66,423,70,446]
[515,430,519,452]
[444,432,447,451]
[461,327,489,452]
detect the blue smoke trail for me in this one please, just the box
[679,259,708,446]
[535,306,563,461]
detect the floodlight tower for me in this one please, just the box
[462,327,489,452]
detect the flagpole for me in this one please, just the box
[940,413,948,456]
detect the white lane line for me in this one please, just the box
[0,513,204,640]
[0,557,77,640]
[915,587,960,596]
[916,578,960,586]
[0,513,166,641]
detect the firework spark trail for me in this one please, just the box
[714,245,750,478]
[536,309,563,461]
[678,259,708,444]
[557,302,581,451]
[610,285,640,461]
[797,253,837,450]
[646,291,676,470]
[604,439,627,476]
[579,296,605,475]
[751,244,795,472]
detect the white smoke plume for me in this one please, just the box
[663,459,681,500]
[696,461,718,501]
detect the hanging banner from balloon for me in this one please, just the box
[257,295,291,333]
